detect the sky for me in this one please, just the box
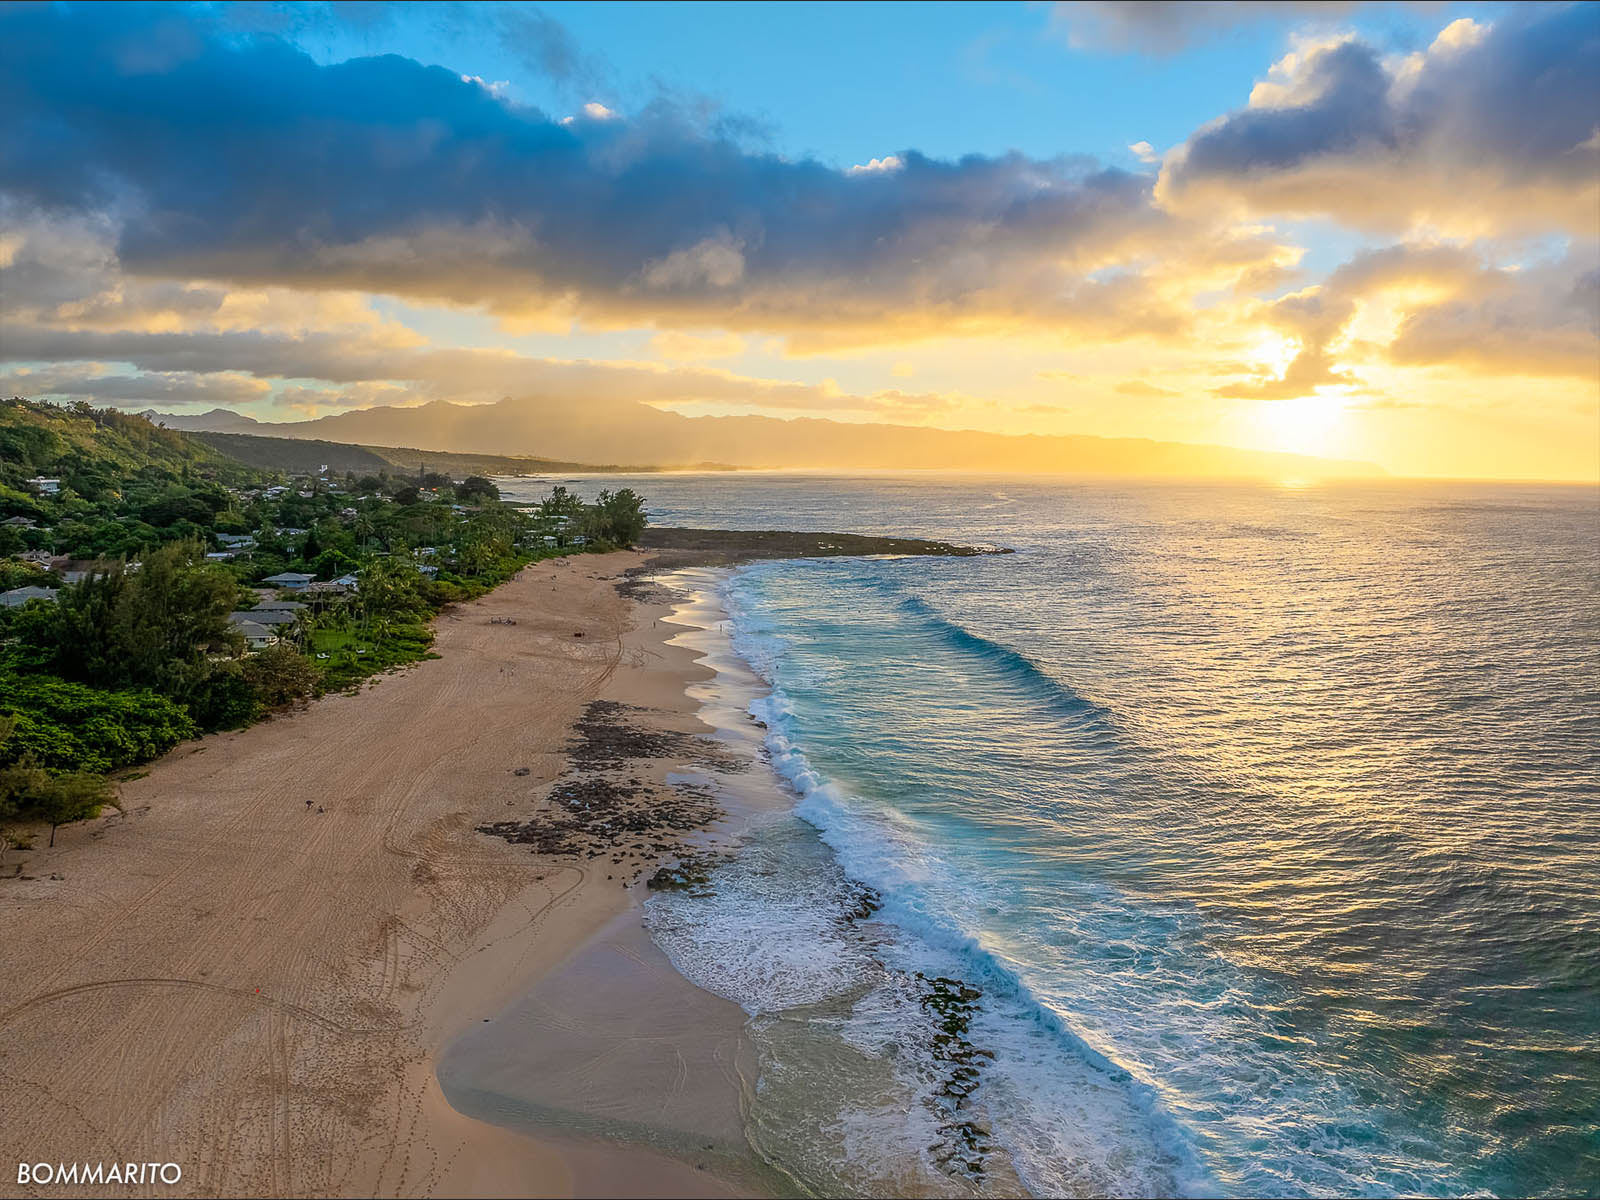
[1,0,1596,480]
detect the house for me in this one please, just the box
[25,477,61,495]
[229,608,297,628]
[570,535,588,547]
[18,550,56,567]
[216,532,255,549]
[0,585,57,608]
[253,598,306,614]
[418,564,439,578]
[262,572,315,591]
[304,579,350,597]
[332,573,359,590]
[205,550,238,561]
[58,559,116,584]
[3,516,36,528]
[231,619,278,650]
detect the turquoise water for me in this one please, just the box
[523,476,1600,1197]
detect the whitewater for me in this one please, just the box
[506,474,1600,1198]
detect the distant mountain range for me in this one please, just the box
[142,398,1384,479]
[140,408,268,435]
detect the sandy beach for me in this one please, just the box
[0,552,764,1198]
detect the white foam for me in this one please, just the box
[640,567,1211,1196]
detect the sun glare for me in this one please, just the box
[1258,394,1347,456]
[1250,332,1300,378]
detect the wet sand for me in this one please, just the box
[439,566,796,1196]
[0,552,759,1198]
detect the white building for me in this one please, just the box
[232,619,278,650]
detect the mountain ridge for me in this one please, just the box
[143,397,1386,480]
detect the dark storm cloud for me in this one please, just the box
[0,3,1219,340]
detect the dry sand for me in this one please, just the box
[0,552,762,1198]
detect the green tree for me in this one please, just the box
[241,645,319,710]
[456,475,500,503]
[0,673,196,773]
[0,716,118,848]
[25,541,243,717]
[357,556,423,637]
[35,771,117,847]
[352,510,376,549]
[537,485,584,520]
[585,488,648,546]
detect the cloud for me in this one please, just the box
[1114,380,1182,398]
[271,381,422,415]
[641,232,747,289]
[1159,7,1600,234]
[1053,2,1363,55]
[1213,241,1600,397]
[219,1,607,91]
[0,363,272,407]
[0,202,427,349]
[1128,141,1160,164]
[847,155,904,174]
[650,330,747,360]
[0,4,1275,348]
[0,315,982,421]
[1387,256,1600,378]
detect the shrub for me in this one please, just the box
[0,674,196,774]
[241,645,319,711]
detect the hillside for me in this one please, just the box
[150,396,1386,480]
[1,397,253,505]
[186,431,689,479]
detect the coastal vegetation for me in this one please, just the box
[0,396,649,851]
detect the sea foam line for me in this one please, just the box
[719,567,1221,1197]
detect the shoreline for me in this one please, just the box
[436,565,795,1196]
[0,551,769,1197]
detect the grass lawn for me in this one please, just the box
[309,622,436,693]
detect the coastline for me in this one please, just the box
[0,551,766,1198]
[436,565,795,1196]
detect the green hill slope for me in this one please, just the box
[187,430,674,478]
[1,397,252,505]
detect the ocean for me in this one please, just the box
[504,474,1600,1198]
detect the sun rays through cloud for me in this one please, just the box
[0,1,1594,479]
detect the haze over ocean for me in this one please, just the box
[510,474,1600,1197]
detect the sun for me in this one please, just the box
[1257,394,1348,456]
